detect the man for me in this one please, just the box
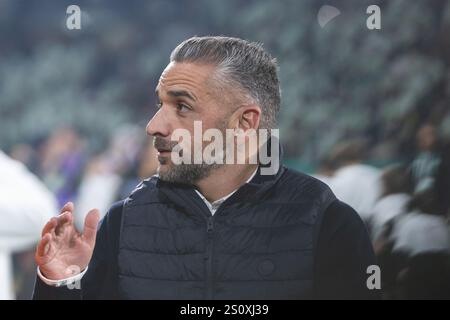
[33,36,377,299]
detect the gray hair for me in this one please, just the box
[170,36,281,129]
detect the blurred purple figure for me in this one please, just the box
[38,127,86,207]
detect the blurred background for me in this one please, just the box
[0,0,449,299]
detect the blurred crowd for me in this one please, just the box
[315,123,450,299]
[0,123,449,299]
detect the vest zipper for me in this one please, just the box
[205,216,214,299]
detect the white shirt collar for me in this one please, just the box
[195,167,258,215]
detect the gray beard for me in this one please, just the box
[156,118,229,185]
[157,162,222,185]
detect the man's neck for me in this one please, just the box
[195,164,258,202]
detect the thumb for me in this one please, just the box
[82,209,100,247]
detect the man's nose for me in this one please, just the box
[146,109,171,137]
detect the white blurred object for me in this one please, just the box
[0,150,58,300]
[328,164,382,221]
[370,193,411,242]
[392,211,450,256]
[75,173,121,230]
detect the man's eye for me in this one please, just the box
[176,103,191,113]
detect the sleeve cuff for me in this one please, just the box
[37,266,88,288]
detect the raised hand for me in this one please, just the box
[35,202,100,280]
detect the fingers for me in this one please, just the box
[41,210,75,241]
[41,217,57,237]
[36,233,52,258]
[59,202,74,215]
[39,202,75,237]
[54,211,74,236]
[57,211,73,225]
[82,209,100,247]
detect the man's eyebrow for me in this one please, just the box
[166,89,197,102]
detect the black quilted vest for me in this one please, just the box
[116,163,336,299]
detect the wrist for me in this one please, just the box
[37,266,88,287]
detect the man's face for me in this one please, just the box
[146,62,231,184]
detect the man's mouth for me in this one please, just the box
[156,148,172,155]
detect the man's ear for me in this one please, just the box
[238,104,261,131]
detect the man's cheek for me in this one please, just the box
[170,131,192,165]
